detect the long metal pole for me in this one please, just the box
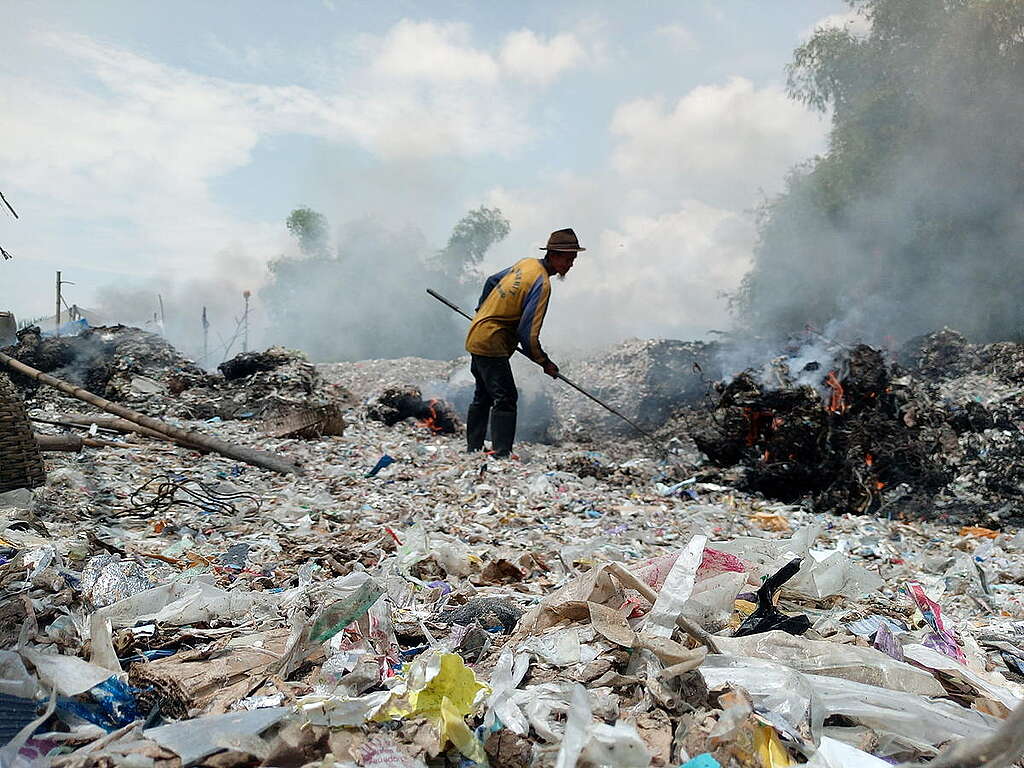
[426,288,659,442]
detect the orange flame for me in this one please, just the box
[825,371,846,413]
[419,399,445,434]
[865,453,874,467]
[875,480,886,490]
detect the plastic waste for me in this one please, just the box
[642,534,706,638]
[701,655,997,756]
[805,736,889,767]
[144,707,290,766]
[20,649,114,697]
[57,676,142,731]
[902,643,1023,710]
[80,554,155,608]
[97,576,281,628]
[715,525,881,599]
[379,651,488,762]
[554,683,650,768]
[366,454,396,477]
[734,558,811,637]
[309,572,384,644]
[904,581,966,663]
[681,756,722,768]
[0,487,35,510]
[483,648,531,734]
[714,631,945,696]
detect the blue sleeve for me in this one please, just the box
[476,267,512,310]
[517,274,551,364]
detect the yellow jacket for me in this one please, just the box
[465,258,551,364]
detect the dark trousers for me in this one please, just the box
[467,354,518,455]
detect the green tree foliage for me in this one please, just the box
[286,207,330,256]
[739,0,1024,341]
[435,206,511,280]
[262,207,511,361]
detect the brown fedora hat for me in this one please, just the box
[539,228,586,252]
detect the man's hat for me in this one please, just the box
[540,228,586,252]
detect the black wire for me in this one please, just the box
[129,473,261,516]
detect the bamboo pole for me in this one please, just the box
[37,413,201,449]
[0,352,300,475]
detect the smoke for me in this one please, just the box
[93,243,267,368]
[258,216,471,362]
[740,0,1024,345]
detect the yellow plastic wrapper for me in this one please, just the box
[753,723,792,767]
[379,652,490,761]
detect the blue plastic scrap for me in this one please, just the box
[366,454,396,477]
[57,677,144,732]
[680,755,721,768]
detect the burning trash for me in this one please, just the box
[366,385,460,434]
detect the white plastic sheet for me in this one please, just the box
[714,631,945,696]
[805,736,890,767]
[643,534,706,638]
[19,648,113,696]
[484,648,531,734]
[903,643,1024,710]
[701,654,997,755]
[145,707,289,767]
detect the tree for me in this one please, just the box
[738,0,1024,342]
[435,206,510,280]
[286,207,330,256]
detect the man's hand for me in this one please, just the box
[542,360,559,379]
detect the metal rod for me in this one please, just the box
[427,288,660,443]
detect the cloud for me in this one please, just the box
[610,76,827,209]
[373,19,499,83]
[499,29,586,84]
[800,10,871,41]
[482,178,757,348]
[476,75,827,348]
[655,23,699,52]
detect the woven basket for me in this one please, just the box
[0,372,46,492]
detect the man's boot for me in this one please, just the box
[466,403,489,452]
[489,410,517,457]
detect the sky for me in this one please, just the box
[0,0,855,356]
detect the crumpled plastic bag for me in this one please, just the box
[554,683,649,768]
[80,554,156,608]
[715,525,881,600]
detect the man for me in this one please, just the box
[464,228,585,456]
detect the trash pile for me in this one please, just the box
[1,326,350,424]
[2,324,1023,767]
[688,329,1024,526]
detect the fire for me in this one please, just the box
[825,371,846,413]
[419,399,445,434]
[865,453,874,467]
[743,408,772,446]
[875,480,886,490]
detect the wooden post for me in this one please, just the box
[55,271,61,336]
[242,291,251,353]
[202,306,209,366]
